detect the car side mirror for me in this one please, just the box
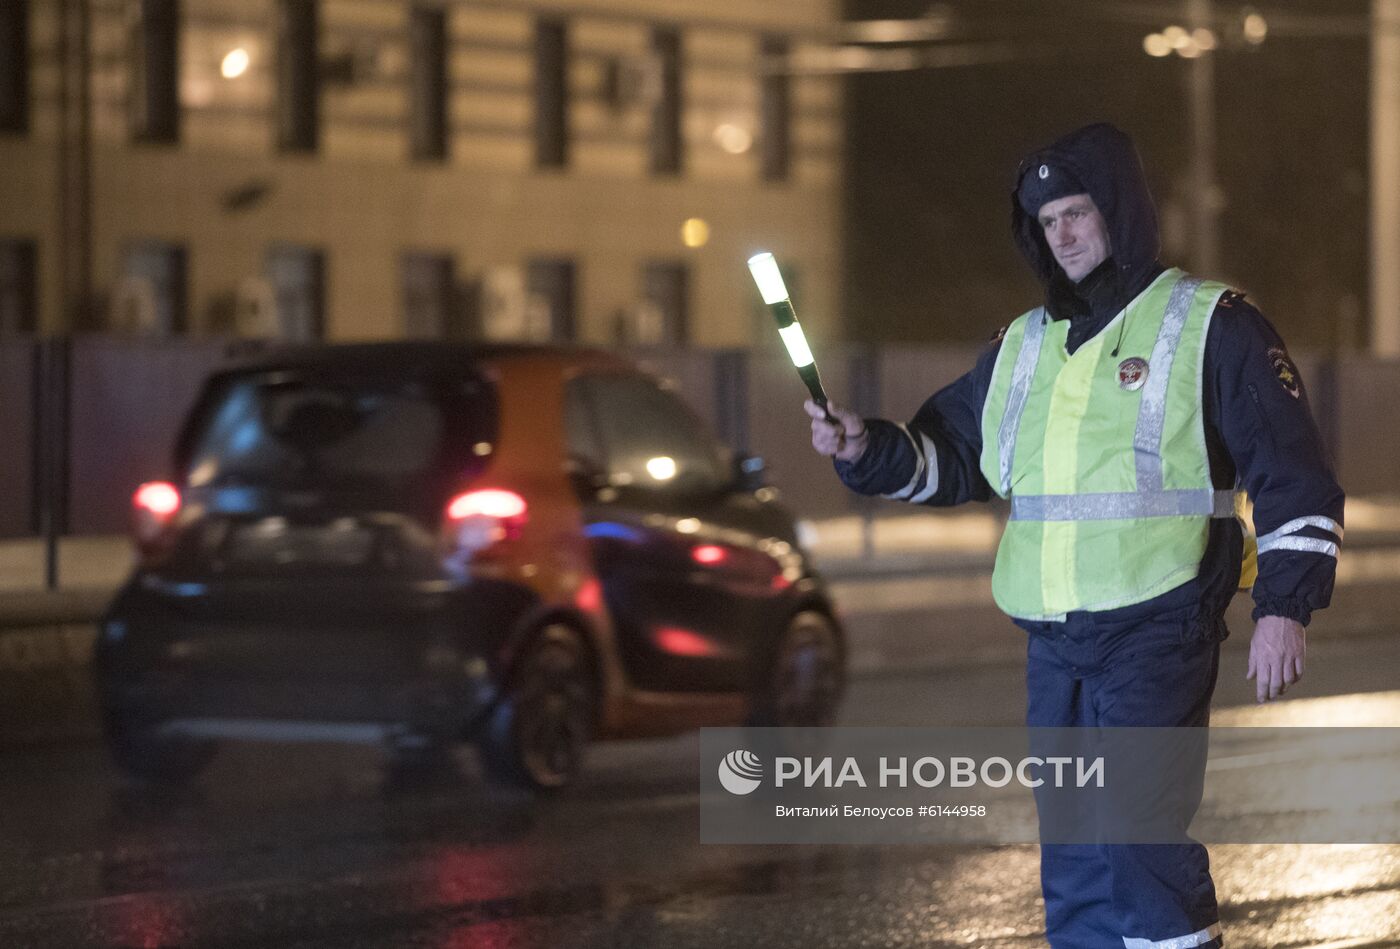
[733,453,766,492]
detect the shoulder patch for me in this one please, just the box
[1268,346,1300,398]
[1216,289,1248,310]
[989,325,1008,344]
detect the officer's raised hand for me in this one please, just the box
[805,399,868,463]
[1246,615,1306,703]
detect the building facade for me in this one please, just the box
[0,0,843,347]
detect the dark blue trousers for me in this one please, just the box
[1024,606,1225,949]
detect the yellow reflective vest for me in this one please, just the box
[978,269,1241,620]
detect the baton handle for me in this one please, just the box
[798,363,836,424]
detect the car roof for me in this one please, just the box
[218,341,634,377]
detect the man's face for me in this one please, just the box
[1037,194,1111,283]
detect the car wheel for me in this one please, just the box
[478,624,596,791]
[750,610,845,727]
[107,716,217,786]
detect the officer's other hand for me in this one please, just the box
[1246,615,1306,703]
[806,399,868,463]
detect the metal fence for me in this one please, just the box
[0,335,1391,542]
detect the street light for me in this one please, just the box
[221,47,250,80]
[1144,24,1217,59]
[1243,10,1269,45]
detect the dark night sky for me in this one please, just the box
[842,0,1369,351]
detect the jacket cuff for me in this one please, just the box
[1250,598,1314,628]
[832,420,899,490]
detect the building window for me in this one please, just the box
[649,27,682,175]
[277,0,319,153]
[129,0,179,143]
[112,241,187,335]
[0,2,28,134]
[409,6,447,161]
[639,261,688,344]
[0,240,37,334]
[527,258,576,342]
[266,245,325,340]
[401,252,455,338]
[759,35,790,182]
[534,18,568,168]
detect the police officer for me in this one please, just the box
[807,123,1344,948]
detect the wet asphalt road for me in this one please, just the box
[0,622,1398,948]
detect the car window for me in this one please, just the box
[564,377,606,475]
[185,376,447,487]
[576,373,730,494]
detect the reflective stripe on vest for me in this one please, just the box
[996,307,1048,496]
[1011,489,1236,521]
[1134,276,1203,491]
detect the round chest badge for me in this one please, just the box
[1117,357,1149,391]
[1039,164,1050,179]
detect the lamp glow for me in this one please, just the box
[221,47,250,80]
[747,253,789,305]
[646,456,678,481]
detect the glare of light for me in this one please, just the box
[778,322,815,368]
[676,517,701,534]
[680,217,710,248]
[747,252,789,304]
[447,489,527,520]
[646,456,677,481]
[1243,11,1268,44]
[1192,27,1217,51]
[472,441,493,456]
[221,47,250,80]
[714,122,753,155]
[1143,33,1172,57]
[574,578,602,613]
[1177,41,1203,58]
[1163,24,1189,48]
[692,544,726,565]
[134,481,181,517]
[654,626,717,657]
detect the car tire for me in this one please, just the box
[749,610,845,727]
[477,624,596,791]
[107,716,218,786]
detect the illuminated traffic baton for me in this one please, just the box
[747,252,835,422]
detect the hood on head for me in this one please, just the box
[1011,123,1160,292]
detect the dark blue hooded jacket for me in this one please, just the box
[835,123,1344,630]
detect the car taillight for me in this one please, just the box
[691,544,727,565]
[132,481,182,550]
[444,489,528,557]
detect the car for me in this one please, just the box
[97,342,845,790]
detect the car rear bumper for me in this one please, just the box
[153,718,438,745]
[101,667,498,741]
[98,573,536,741]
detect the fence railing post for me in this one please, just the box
[35,336,72,590]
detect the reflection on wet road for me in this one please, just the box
[0,644,1397,947]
